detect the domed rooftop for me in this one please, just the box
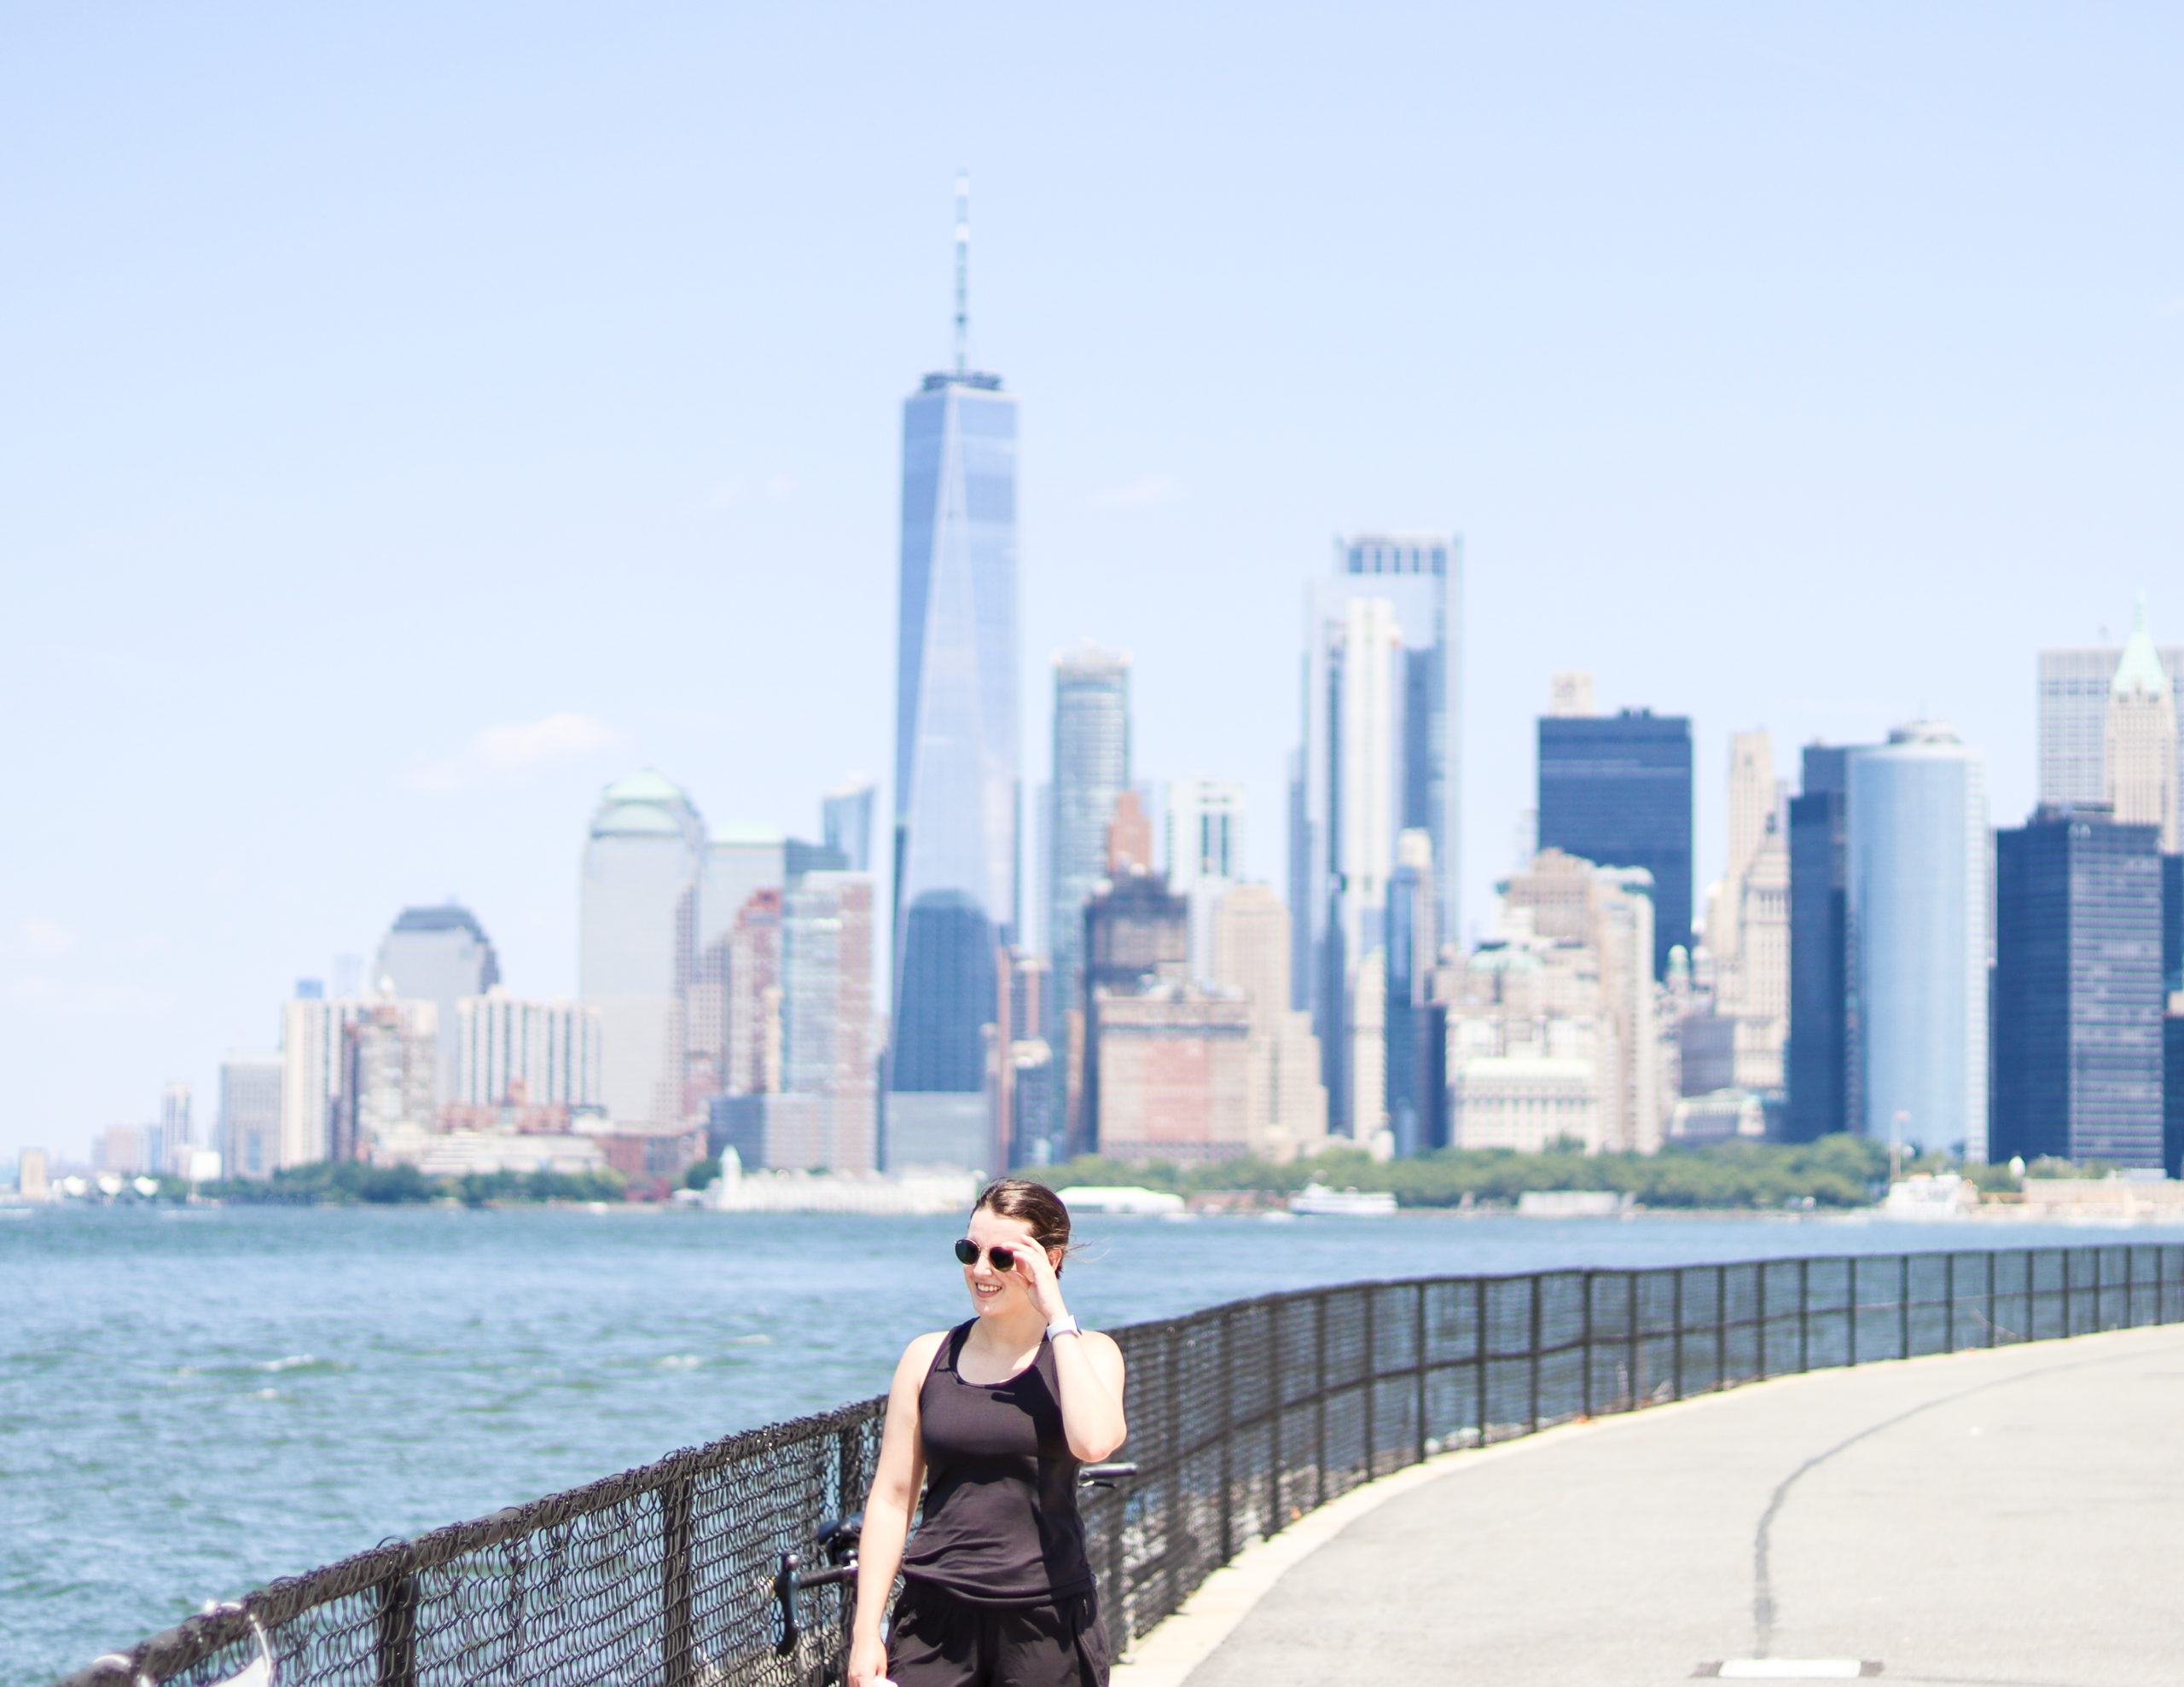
[601,768,691,806]
[2111,598,2171,701]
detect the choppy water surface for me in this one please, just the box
[5,1203,2171,1681]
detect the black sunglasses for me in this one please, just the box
[954,1239,1017,1270]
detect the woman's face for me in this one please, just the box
[961,1207,1056,1318]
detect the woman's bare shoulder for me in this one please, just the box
[897,1330,951,1372]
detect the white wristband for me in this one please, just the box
[1046,1315,1082,1341]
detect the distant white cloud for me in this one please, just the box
[1092,474,1179,509]
[23,919,73,958]
[410,713,619,793]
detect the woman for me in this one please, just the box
[849,1179,1129,1687]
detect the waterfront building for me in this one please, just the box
[781,872,878,1172]
[1092,989,1254,1166]
[1846,723,1989,1159]
[991,947,1056,1168]
[1433,909,1608,1155]
[1292,533,1462,1137]
[2104,602,2180,851]
[16,1148,49,1201]
[1384,829,1438,1156]
[688,824,787,1107]
[890,206,1020,1141]
[372,905,501,1106]
[333,998,439,1161]
[281,988,375,1167]
[218,1051,283,1180]
[580,771,704,1125]
[1077,826,1190,1157]
[1165,777,1245,987]
[1786,744,1862,1141]
[2168,1006,2184,1177]
[1705,724,1791,1097]
[156,1081,193,1174]
[1536,689,1693,978]
[1048,643,1131,1023]
[1992,808,2165,1168]
[455,990,604,1113]
[723,890,784,1098]
[2041,625,2184,805]
[822,779,877,872]
[1490,849,1661,1151]
[1211,884,1329,1160]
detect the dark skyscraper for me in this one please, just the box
[1786,745,1855,1141]
[1992,808,2166,1168]
[1536,709,1692,977]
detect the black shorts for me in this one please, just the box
[887,1581,1110,1687]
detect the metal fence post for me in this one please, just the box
[662,1476,694,1687]
[376,1570,419,1687]
[1714,1264,1727,1392]
[1314,1292,1328,1509]
[1625,1270,1640,1410]
[1414,1282,1429,1464]
[1848,1255,1858,1368]
[1798,1258,1809,1374]
[1267,1304,1283,1536]
[1363,1286,1378,1479]
[1986,1248,1997,1346]
[1474,1278,1489,1445]
[1218,1307,1234,1564]
[1527,1275,1542,1435]
[1754,1263,1768,1383]
[1581,1271,1595,1416]
[2064,1249,2074,1337]
[1671,1271,1685,1401]
[1898,1254,1910,1360]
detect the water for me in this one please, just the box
[5,1203,2170,1682]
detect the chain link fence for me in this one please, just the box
[60,1243,2184,1687]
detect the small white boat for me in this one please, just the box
[1287,1183,1397,1218]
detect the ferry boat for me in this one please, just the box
[1287,1182,1397,1217]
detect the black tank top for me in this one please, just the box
[898,1321,1094,1605]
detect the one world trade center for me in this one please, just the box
[887,182,1019,1169]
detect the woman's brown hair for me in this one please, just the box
[973,1178,1073,1272]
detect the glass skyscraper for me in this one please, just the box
[1048,643,1131,1028]
[579,771,703,1126]
[1786,745,1859,1141]
[888,343,1019,1163]
[1992,809,2166,1168]
[1291,534,1461,1137]
[372,903,502,1106]
[1845,724,1989,1159]
[1536,710,1693,979]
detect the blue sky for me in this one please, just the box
[3,3,2179,1157]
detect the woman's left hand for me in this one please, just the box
[1000,1238,1068,1325]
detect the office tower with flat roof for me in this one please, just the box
[2039,609,2184,814]
[1536,697,1693,979]
[281,988,372,1168]
[1846,724,1989,1158]
[373,904,501,1107]
[1786,745,1860,1141]
[2105,601,2179,851]
[1993,808,2165,1168]
[1292,533,1461,1135]
[456,991,604,1111]
[1384,829,1438,1156]
[334,1000,438,1161]
[1167,775,1245,987]
[889,194,1019,1163]
[1048,643,1131,1023]
[581,770,704,1124]
[822,780,877,872]
[219,1052,283,1180]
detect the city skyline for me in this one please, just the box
[6,7,2184,1153]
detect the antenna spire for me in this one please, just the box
[953,171,969,377]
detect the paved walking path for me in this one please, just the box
[1116,1323,2184,1687]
